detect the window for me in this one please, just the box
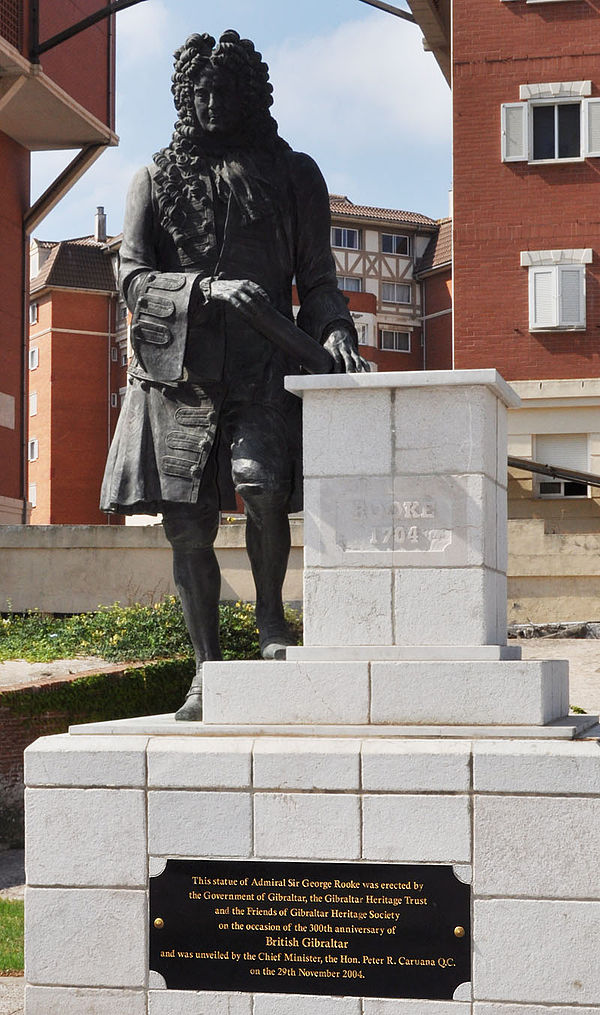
[110,393,118,408]
[534,434,589,498]
[121,353,128,366]
[119,304,128,320]
[331,227,360,249]
[382,282,411,304]
[522,249,590,330]
[337,276,362,292]
[356,323,369,345]
[29,348,39,370]
[29,392,37,416]
[29,302,38,324]
[380,329,410,352]
[28,438,38,461]
[501,83,600,163]
[111,347,118,362]
[381,233,411,256]
[28,483,37,508]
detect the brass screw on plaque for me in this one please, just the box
[154,918,164,929]
[454,926,465,938]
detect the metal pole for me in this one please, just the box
[32,0,147,58]
[357,0,416,24]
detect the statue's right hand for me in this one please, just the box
[209,279,271,321]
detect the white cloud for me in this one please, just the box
[116,0,171,66]
[269,15,450,152]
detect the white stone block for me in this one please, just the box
[361,741,471,792]
[393,567,499,645]
[304,474,499,570]
[26,788,146,887]
[496,486,508,572]
[202,661,369,724]
[303,569,393,646]
[362,795,470,863]
[253,994,361,1015]
[363,1002,471,1015]
[253,738,361,790]
[147,737,252,788]
[393,384,498,478]
[26,887,146,986]
[370,659,568,726]
[24,734,147,787]
[475,1006,600,1015]
[302,387,392,477]
[474,795,600,898]
[25,986,146,1014]
[497,399,508,486]
[473,740,600,794]
[149,991,252,1014]
[474,898,600,1004]
[254,793,361,859]
[148,791,251,856]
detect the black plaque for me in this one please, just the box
[150,859,470,999]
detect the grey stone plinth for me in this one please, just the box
[201,657,568,727]
[287,370,519,651]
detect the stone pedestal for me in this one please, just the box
[24,370,600,1015]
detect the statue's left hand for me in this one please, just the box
[323,326,370,373]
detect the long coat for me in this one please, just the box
[100,146,355,515]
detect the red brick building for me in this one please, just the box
[28,213,127,524]
[0,1,120,524]
[408,0,600,620]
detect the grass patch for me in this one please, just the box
[0,899,24,975]
[0,599,302,664]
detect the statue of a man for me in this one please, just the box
[101,30,367,719]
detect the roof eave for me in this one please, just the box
[406,0,451,85]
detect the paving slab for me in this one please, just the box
[0,977,23,1015]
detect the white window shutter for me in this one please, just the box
[558,265,585,327]
[535,433,588,472]
[502,102,528,161]
[583,98,600,157]
[529,267,556,328]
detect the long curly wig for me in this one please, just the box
[153,31,288,262]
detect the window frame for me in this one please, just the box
[331,226,361,250]
[533,433,590,499]
[381,233,411,256]
[29,347,39,370]
[381,281,411,305]
[379,328,411,353]
[527,263,586,331]
[28,438,39,462]
[28,483,37,508]
[29,391,37,417]
[529,98,583,164]
[502,93,600,163]
[337,276,362,292]
[29,301,38,325]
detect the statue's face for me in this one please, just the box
[193,68,241,136]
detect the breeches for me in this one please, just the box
[162,398,292,550]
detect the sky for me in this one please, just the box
[30,0,452,242]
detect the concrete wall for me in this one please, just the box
[508,517,600,624]
[0,520,303,613]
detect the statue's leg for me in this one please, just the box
[229,410,295,660]
[162,498,221,720]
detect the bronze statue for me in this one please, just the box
[101,30,367,720]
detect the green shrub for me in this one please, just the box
[0,600,302,664]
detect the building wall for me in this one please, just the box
[422,267,452,370]
[0,130,29,521]
[452,0,600,381]
[35,0,115,128]
[28,289,123,525]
